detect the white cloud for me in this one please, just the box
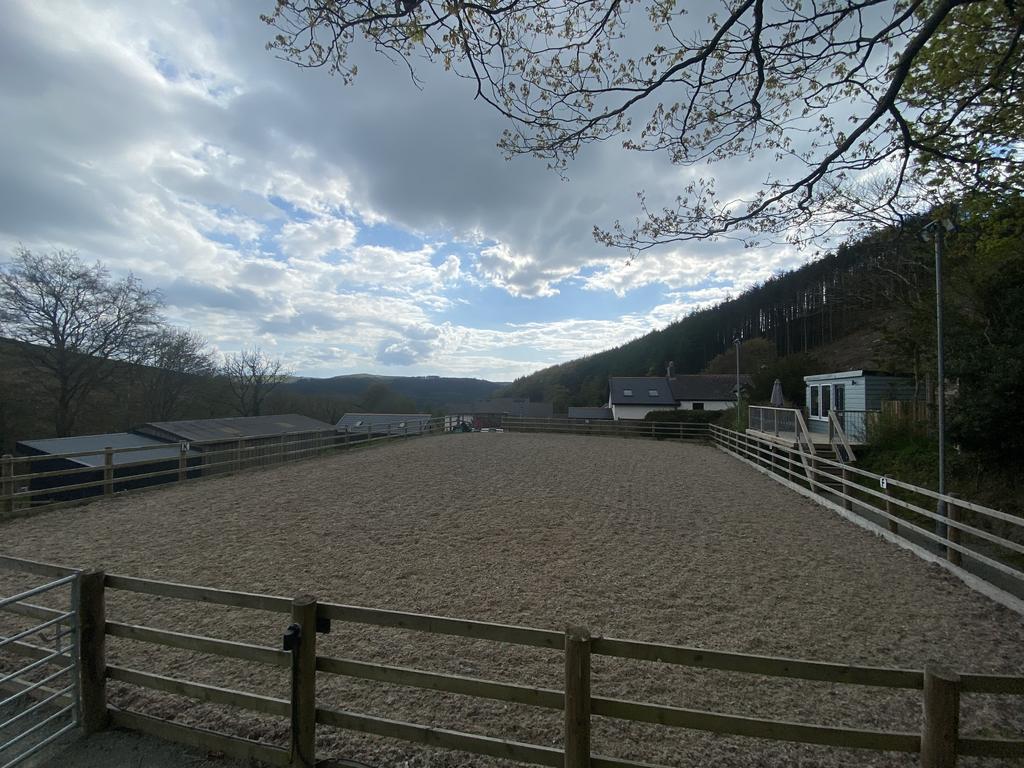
[278,218,359,259]
[0,0,828,381]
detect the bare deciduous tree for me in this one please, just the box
[141,327,219,421]
[0,247,163,436]
[222,347,291,417]
[263,0,1023,246]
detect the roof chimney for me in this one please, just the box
[666,361,675,379]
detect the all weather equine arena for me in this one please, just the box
[1,432,1022,767]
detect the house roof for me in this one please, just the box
[138,414,336,443]
[17,433,200,467]
[668,374,751,402]
[567,407,613,420]
[608,377,676,406]
[336,413,432,430]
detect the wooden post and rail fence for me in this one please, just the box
[0,417,452,518]
[3,413,1023,609]
[1,555,1022,767]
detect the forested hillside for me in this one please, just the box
[505,195,1021,434]
[280,374,505,409]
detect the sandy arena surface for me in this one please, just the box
[2,432,1023,767]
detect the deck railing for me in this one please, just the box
[2,554,1022,767]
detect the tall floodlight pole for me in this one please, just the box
[934,224,947,537]
[734,336,741,431]
[923,214,954,538]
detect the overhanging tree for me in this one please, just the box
[263,0,1023,246]
[0,248,163,436]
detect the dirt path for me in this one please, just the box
[2,433,1022,767]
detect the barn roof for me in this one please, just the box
[336,413,432,430]
[137,414,336,443]
[16,433,199,467]
[668,374,752,402]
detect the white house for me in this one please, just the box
[668,375,751,411]
[607,374,751,420]
[607,377,677,420]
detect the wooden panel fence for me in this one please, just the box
[2,555,1023,767]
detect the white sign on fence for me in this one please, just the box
[180,442,190,452]
[880,476,888,490]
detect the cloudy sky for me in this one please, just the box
[0,0,810,381]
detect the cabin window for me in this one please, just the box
[648,389,659,397]
[820,384,831,415]
[623,389,633,396]
[833,384,845,412]
[692,402,705,410]
[810,387,819,418]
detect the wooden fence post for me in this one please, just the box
[1,454,12,515]
[178,443,187,482]
[841,467,853,511]
[564,626,591,768]
[921,664,960,768]
[884,477,899,534]
[290,595,318,768]
[103,447,113,496]
[78,569,108,735]
[946,494,962,567]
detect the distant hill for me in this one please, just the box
[278,374,508,411]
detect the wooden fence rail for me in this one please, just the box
[3,555,1023,767]
[0,417,452,517]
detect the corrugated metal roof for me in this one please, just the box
[336,413,432,430]
[138,414,336,443]
[17,433,199,467]
[567,407,613,420]
[668,374,751,401]
[608,377,676,406]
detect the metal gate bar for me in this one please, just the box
[0,572,80,768]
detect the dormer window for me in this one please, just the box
[648,389,659,397]
[623,389,633,396]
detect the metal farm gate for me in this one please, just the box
[0,568,80,767]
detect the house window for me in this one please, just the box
[623,389,633,396]
[692,402,705,410]
[809,387,819,418]
[648,389,659,397]
[821,384,831,416]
